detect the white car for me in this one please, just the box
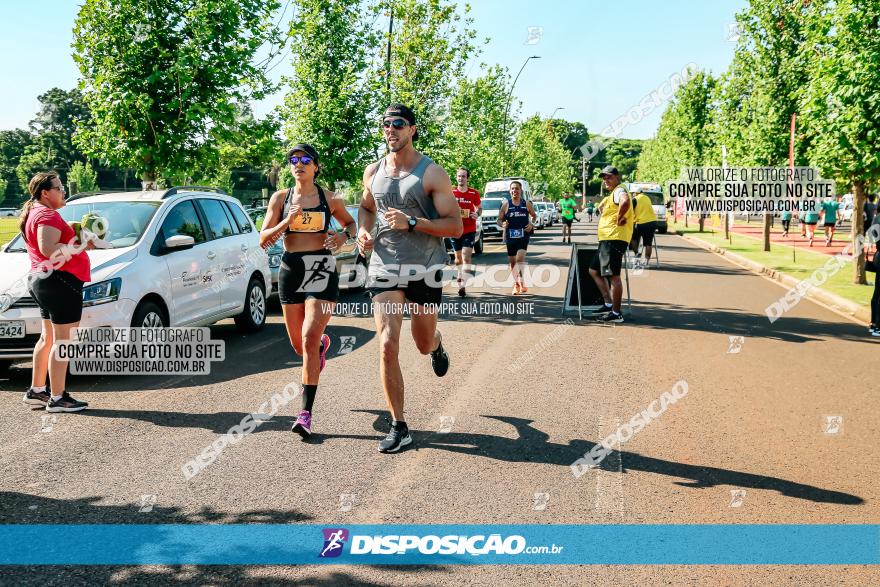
[0,187,271,374]
[0,208,18,218]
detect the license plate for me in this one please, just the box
[0,321,25,339]
[509,228,524,239]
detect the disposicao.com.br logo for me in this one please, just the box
[319,528,563,558]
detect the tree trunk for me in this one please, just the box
[141,170,157,191]
[724,213,729,240]
[698,214,705,232]
[853,179,867,285]
[763,213,771,252]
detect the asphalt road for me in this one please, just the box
[1,218,877,585]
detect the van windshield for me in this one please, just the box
[481,198,507,210]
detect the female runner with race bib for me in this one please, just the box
[260,144,357,438]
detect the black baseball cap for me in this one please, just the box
[384,103,418,140]
[599,165,620,177]
[286,143,320,163]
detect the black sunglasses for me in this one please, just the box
[382,119,410,129]
[289,155,314,165]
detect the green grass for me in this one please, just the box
[672,220,874,308]
[0,217,18,246]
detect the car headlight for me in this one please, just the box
[82,278,121,307]
[268,253,282,268]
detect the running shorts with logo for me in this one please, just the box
[279,248,339,304]
[368,268,445,306]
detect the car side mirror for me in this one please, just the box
[165,234,195,251]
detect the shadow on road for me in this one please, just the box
[0,492,447,586]
[0,325,376,393]
[353,410,863,506]
[633,301,868,344]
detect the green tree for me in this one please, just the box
[511,115,575,200]
[280,0,379,188]
[30,87,91,172]
[0,177,8,206]
[68,161,99,193]
[801,0,880,284]
[0,130,33,201]
[193,105,281,193]
[72,0,280,184]
[439,64,510,191]
[381,0,481,160]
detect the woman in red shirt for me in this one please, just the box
[20,171,92,413]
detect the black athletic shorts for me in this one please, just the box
[28,270,84,324]
[823,222,836,228]
[278,249,339,305]
[590,240,628,277]
[632,221,657,248]
[506,235,530,257]
[562,217,573,226]
[369,269,444,306]
[450,231,476,251]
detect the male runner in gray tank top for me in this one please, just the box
[357,104,463,453]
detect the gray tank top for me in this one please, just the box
[369,155,448,278]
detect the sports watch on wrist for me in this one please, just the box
[407,215,418,232]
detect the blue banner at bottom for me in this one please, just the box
[0,525,878,565]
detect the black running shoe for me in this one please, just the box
[591,304,613,315]
[378,424,412,453]
[598,311,624,324]
[22,388,50,406]
[46,392,88,413]
[430,336,449,377]
[458,286,466,297]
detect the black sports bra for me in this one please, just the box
[282,185,332,234]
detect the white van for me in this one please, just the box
[627,182,668,233]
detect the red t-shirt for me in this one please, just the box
[453,187,481,234]
[24,204,91,283]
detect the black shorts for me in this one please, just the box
[806,221,818,227]
[28,270,84,324]
[824,222,836,228]
[590,240,628,277]
[369,270,444,306]
[632,221,657,248]
[450,232,476,251]
[562,217,573,226]
[506,236,530,257]
[278,249,339,305]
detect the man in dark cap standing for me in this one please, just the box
[357,104,463,453]
[589,166,633,323]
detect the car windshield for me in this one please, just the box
[644,193,665,206]
[4,201,160,252]
[60,202,161,248]
[482,198,507,210]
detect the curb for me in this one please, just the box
[677,233,870,325]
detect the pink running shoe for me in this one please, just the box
[319,334,330,371]
[292,410,312,438]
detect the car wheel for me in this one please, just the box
[131,301,167,328]
[474,232,484,255]
[235,277,266,332]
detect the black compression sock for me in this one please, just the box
[302,384,318,412]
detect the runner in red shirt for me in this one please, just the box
[451,167,481,297]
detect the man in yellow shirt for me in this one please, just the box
[589,166,634,323]
[630,187,658,261]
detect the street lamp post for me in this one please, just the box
[549,106,564,120]
[501,55,541,176]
